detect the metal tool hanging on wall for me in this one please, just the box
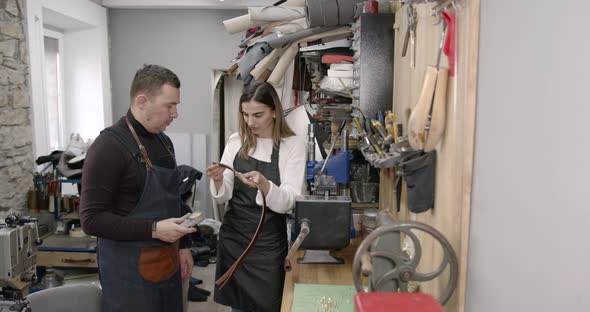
[431,0,461,23]
[401,5,417,68]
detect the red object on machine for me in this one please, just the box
[364,0,379,13]
[354,292,444,312]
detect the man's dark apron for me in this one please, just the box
[97,124,182,312]
[214,145,287,312]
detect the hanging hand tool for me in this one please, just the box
[384,112,396,136]
[320,120,347,175]
[384,111,401,144]
[401,5,417,68]
[354,118,383,156]
[370,119,388,140]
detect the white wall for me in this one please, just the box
[466,1,590,311]
[108,9,243,132]
[108,9,244,217]
[26,0,111,156]
[62,27,111,141]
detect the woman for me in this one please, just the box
[207,81,306,312]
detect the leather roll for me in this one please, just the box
[306,0,362,27]
[322,0,340,27]
[268,43,299,86]
[248,6,306,22]
[223,14,267,34]
[306,0,323,28]
[251,48,284,80]
[338,0,362,25]
[271,17,308,35]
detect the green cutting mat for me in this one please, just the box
[292,284,357,312]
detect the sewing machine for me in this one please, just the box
[0,213,43,312]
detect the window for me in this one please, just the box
[43,29,65,151]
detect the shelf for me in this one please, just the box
[38,233,96,253]
[60,213,80,220]
[351,202,379,209]
[54,179,81,221]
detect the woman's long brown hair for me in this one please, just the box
[238,81,295,159]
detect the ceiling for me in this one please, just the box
[99,0,279,9]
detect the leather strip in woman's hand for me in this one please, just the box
[212,162,268,290]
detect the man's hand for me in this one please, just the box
[152,218,196,243]
[179,248,193,283]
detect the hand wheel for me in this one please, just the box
[352,221,458,304]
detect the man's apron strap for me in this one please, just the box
[125,116,153,169]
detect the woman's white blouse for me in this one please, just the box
[209,133,307,214]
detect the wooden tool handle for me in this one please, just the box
[360,253,373,276]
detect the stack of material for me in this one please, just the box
[223,0,361,88]
[320,63,354,94]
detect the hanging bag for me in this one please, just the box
[397,151,436,213]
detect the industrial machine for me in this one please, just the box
[286,195,352,268]
[0,213,43,312]
[284,122,354,269]
[352,211,458,311]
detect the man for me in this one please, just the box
[80,64,196,312]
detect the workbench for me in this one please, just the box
[37,233,98,268]
[280,239,360,312]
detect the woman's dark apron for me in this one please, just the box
[97,125,182,312]
[214,145,287,312]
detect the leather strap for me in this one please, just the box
[125,116,153,169]
[213,162,268,290]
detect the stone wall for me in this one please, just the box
[0,0,33,213]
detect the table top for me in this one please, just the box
[281,239,361,312]
[38,233,97,252]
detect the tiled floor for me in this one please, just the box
[187,264,230,312]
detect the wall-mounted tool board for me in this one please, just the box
[379,1,480,311]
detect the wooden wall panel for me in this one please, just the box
[379,1,480,311]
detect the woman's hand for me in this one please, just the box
[239,171,270,194]
[206,163,226,192]
[206,163,226,182]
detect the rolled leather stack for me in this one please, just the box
[306,0,364,28]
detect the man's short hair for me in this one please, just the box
[129,64,180,101]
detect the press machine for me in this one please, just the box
[285,123,353,268]
[0,213,43,312]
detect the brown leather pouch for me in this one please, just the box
[138,244,179,282]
